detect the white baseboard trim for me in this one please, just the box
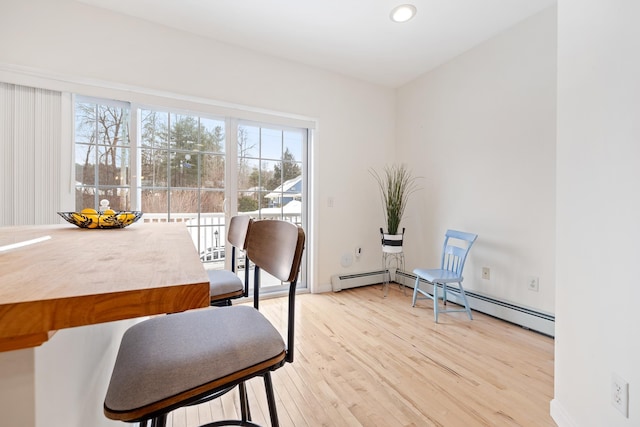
[315,281,333,293]
[327,269,555,337]
[330,270,387,292]
[397,270,555,337]
[550,399,579,427]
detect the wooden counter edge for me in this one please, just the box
[0,281,210,352]
[0,331,54,352]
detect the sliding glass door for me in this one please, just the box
[236,122,307,292]
[74,97,308,293]
[139,109,227,260]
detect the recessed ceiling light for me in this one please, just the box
[390,4,417,23]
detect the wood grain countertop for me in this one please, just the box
[0,222,210,352]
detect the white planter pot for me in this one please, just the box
[381,233,404,254]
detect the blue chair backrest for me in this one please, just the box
[440,230,478,276]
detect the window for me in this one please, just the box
[139,108,226,255]
[73,97,309,293]
[237,123,307,291]
[237,123,305,222]
[74,97,130,211]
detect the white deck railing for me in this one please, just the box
[142,211,303,289]
[142,211,302,261]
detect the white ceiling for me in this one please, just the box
[76,0,556,88]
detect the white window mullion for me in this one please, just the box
[225,118,239,217]
[129,105,140,210]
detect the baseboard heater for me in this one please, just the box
[395,270,555,337]
[331,270,387,292]
[331,269,555,337]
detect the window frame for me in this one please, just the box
[74,95,131,211]
[73,98,309,294]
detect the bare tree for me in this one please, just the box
[75,103,129,209]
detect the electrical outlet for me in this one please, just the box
[482,267,490,280]
[612,374,629,417]
[527,276,539,292]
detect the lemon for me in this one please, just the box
[81,213,97,228]
[71,212,87,226]
[77,208,98,228]
[117,212,135,225]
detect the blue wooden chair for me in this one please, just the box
[412,229,478,322]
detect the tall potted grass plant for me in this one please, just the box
[370,164,421,253]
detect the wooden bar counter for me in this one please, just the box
[0,222,210,352]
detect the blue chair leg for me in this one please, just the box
[442,282,447,306]
[412,276,420,306]
[458,283,473,320]
[433,282,439,323]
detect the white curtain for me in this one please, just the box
[0,83,68,226]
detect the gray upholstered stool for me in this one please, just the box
[104,306,283,424]
[208,269,244,305]
[209,215,252,306]
[104,219,305,427]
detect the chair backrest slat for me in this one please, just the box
[246,220,305,283]
[227,215,252,249]
[226,215,253,294]
[245,220,305,364]
[440,229,478,276]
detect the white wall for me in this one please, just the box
[396,7,557,314]
[0,1,396,426]
[0,0,397,293]
[552,1,640,426]
[0,349,35,427]
[34,320,139,427]
[0,319,137,427]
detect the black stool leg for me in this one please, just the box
[239,381,252,421]
[264,372,279,427]
[150,414,167,427]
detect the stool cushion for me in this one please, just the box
[208,269,243,296]
[104,306,285,413]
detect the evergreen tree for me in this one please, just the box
[267,148,301,190]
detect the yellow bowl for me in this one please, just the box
[57,211,143,229]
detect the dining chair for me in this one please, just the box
[103,219,305,427]
[412,229,478,322]
[208,215,252,306]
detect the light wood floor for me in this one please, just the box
[167,285,556,427]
